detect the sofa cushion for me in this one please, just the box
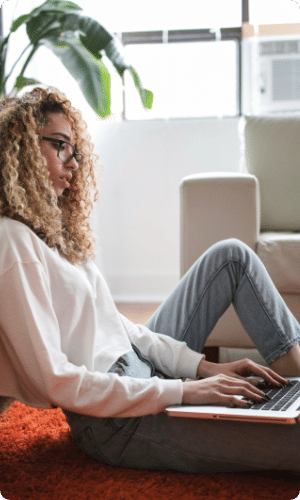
[256,232,300,293]
[239,115,300,231]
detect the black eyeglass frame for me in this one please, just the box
[42,136,83,165]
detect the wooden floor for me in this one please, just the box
[115,303,160,324]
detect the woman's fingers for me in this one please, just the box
[216,393,253,408]
[237,359,289,387]
[219,376,268,402]
[183,358,292,407]
[182,374,271,406]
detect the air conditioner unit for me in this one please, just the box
[242,35,300,115]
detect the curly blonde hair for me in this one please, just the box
[0,87,100,264]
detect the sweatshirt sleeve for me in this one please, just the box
[0,261,183,418]
[119,314,205,380]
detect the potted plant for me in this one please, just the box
[0,0,153,117]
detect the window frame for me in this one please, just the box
[119,0,250,120]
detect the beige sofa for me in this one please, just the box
[180,115,300,364]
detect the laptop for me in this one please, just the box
[166,377,300,424]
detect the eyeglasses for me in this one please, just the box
[42,137,83,166]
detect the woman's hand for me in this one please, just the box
[181,358,289,408]
[182,374,268,407]
[196,358,288,386]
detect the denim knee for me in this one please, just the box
[207,238,251,264]
[217,238,249,253]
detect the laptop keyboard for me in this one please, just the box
[245,379,300,411]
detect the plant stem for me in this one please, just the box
[17,44,38,80]
[3,42,32,90]
[0,35,10,57]
[0,35,10,95]
[8,43,38,94]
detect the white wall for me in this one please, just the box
[90,116,241,302]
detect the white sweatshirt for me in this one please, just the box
[0,217,204,418]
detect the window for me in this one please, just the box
[80,0,243,120]
[8,1,300,120]
[123,36,239,119]
[116,0,242,119]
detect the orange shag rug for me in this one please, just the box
[0,401,300,500]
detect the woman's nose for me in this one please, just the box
[66,155,79,171]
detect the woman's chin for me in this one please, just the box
[53,186,64,197]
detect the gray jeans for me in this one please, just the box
[64,239,300,473]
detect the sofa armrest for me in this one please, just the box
[180,172,260,277]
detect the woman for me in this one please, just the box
[0,87,299,474]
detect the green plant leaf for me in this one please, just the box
[45,35,111,117]
[25,0,83,45]
[77,20,113,57]
[25,1,118,69]
[26,15,64,46]
[103,41,153,110]
[12,0,82,36]
[11,14,31,33]
[6,0,152,114]
[14,76,42,91]
[128,66,153,110]
[25,7,135,100]
[103,39,128,76]
[30,0,82,15]
[143,89,154,110]
[26,9,113,53]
